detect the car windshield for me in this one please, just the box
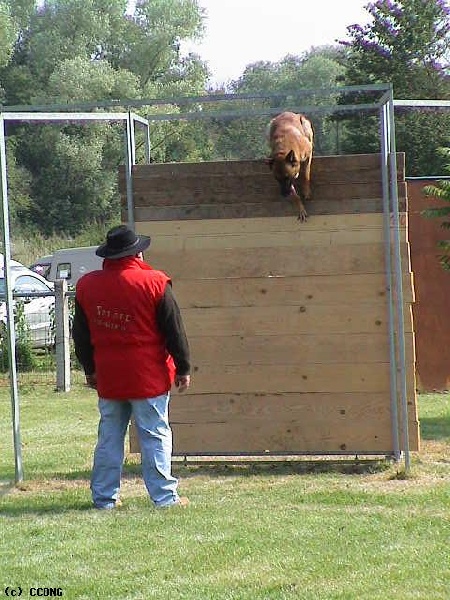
[0,270,52,297]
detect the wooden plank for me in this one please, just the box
[148,242,410,279]
[188,332,416,366]
[182,304,414,336]
[128,196,407,221]
[130,391,419,454]
[184,362,416,395]
[136,213,407,237]
[120,152,406,220]
[131,177,390,205]
[120,152,405,182]
[146,224,408,252]
[172,273,414,307]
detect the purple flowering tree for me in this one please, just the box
[339,0,450,176]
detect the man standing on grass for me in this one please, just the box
[72,224,191,510]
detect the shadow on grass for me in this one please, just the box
[0,493,93,516]
[170,457,392,478]
[0,458,392,516]
[419,415,450,440]
[52,458,394,479]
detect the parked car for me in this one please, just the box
[0,263,55,349]
[31,246,102,287]
[48,246,103,286]
[29,254,53,280]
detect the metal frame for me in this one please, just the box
[3,85,439,482]
[0,110,150,482]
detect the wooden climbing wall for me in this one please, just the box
[119,153,419,455]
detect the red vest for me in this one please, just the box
[76,257,176,399]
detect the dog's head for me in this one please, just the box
[266,150,300,197]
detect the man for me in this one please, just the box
[72,224,191,510]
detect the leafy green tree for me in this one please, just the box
[422,147,450,270]
[113,0,206,91]
[0,2,15,69]
[206,47,347,160]
[339,0,450,175]
[0,0,209,234]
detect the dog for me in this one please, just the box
[266,111,314,222]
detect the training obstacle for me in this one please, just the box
[119,153,419,456]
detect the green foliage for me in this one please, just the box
[0,300,37,371]
[339,0,450,175]
[0,2,15,71]
[230,47,347,156]
[0,0,208,236]
[422,146,450,269]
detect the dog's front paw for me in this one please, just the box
[297,208,308,222]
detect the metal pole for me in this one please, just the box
[143,118,151,163]
[387,91,411,473]
[380,101,401,461]
[0,115,23,483]
[125,112,135,228]
[55,278,70,392]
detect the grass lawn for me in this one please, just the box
[1,386,449,600]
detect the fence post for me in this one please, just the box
[54,279,70,392]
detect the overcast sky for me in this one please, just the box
[181,0,371,85]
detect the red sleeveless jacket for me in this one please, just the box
[75,257,176,399]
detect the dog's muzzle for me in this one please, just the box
[279,179,294,197]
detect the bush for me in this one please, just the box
[0,301,38,372]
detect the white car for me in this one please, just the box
[0,262,55,349]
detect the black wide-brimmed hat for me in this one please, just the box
[96,224,151,259]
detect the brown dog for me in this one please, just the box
[267,111,314,221]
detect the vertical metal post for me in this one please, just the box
[55,278,70,392]
[387,91,411,473]
[125,111,135,228]
[0,115,23,483]
[380,101,400,461]
[143,117,151,163]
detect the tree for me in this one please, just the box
[207,47,347,160]
[339,0,450,176]
[0,2,15,69]
[0,0,209,235]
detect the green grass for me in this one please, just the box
[1,388,450,599]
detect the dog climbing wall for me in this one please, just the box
[120,153,419,455]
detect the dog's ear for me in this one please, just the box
[286,150,297,166]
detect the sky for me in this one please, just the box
[181,0,372,85]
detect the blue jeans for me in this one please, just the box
[91,393,179,508]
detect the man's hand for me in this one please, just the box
[86,373,97,390]
[175,374,190,393]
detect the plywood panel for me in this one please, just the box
[408,179,450,390]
